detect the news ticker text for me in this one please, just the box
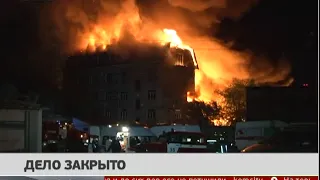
[24,160,126,172]
[104,176,318,180]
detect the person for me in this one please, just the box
[92,138,99,153]
[105,137,113,152]
[107,137,122,153]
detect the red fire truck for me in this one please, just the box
[42,120,88,152]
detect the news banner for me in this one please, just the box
[0,154,318,180]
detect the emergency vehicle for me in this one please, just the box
[89,125,157,152]
[43,120,88,152]
[89,124,208,153]
[132,124,208,153]
[135,131,208,153]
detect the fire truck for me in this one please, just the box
[132,130,208,153]
[42,120,88,152]
[89,124,208,153]
[116,124,208,153]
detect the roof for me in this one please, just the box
[167,131,205,136]
[0,100,41,110]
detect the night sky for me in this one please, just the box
[0,0,318,92]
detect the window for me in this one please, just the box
[89,76,93,84]
[113,74,118,84]
[148,90,156,100]
[147,109,156,119]
[166,132,206,145]
[135,80,140,91]
[120,92,128,100]
[106,92,118,100]
[106,73,112,84]
[135,99,141,110]
[122,72,127,84]
[120,109,127,121]
[175,53,183,65]
[175,109,182,120]
[105,110,111,119]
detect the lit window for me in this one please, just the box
[175,53,184,66]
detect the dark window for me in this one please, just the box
[120,92,128,100]
[106,92,118,100]
[135,99,140,110]
[122,72,127,84]
[105,110,111,119]
[120,109,127,121]
[89,76,93,84]
[113,74,118,84]
[106,73,112,84]
[148,90,156,100]
[175,109,182,119]
[147,109,156,119]
[135,80,140,91]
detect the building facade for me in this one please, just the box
[64,46,197,125]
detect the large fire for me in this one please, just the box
[50,0,292,126]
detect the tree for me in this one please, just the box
[184,100,221,129]
[216,79,255,125]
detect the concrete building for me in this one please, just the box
[64,46,198,125]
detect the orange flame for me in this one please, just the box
[52,0,292,125]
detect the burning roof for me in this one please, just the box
[53,0,291,105]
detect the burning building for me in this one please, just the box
[64,44,198,125]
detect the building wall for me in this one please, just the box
[64,49,196,125]
[0,108,42,152]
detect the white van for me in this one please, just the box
[235,120,288,151]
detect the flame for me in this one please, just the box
[53,0,292,126]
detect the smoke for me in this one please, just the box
[42,0,292,102]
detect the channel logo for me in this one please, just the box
[270,177,278,180]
